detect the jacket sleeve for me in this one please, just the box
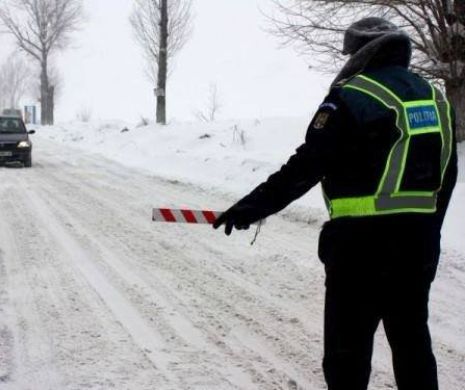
[435,108,458,229]
[232,91,351,222]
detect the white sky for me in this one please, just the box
[1,0,334,123]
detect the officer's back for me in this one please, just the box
[320,55,457,252]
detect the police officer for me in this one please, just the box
[213,17,458,390]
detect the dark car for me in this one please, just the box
[0,116,35,167]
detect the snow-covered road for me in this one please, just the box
[0,138,463,390]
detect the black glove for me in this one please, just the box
[213,202,260,236]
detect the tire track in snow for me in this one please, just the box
[22,178,260,390]
[2,171,171,390]
[36,157,323,333]
[17,184,182,387]
[0,188,63,390]
[0,248,14,384]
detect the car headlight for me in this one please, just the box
[17,141,31,148]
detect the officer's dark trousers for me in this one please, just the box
[319,218,441,390]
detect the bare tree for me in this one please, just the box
[0,0,83,125]
[130,0,193,125]
[0,54,31,110]
[29,64,63,118]
[195,83,222,122]
[267,0,465,141]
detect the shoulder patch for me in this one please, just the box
[313,111,331,129]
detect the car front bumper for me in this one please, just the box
[0,148,31,164]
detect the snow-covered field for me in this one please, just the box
[0,119,463,389]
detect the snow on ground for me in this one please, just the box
[0,120,462,389]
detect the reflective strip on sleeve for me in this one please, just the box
[433,87,454,181]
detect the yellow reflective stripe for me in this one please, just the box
[344,84,399,111]
[431,87,444,144]
[444,98,453,179]
[434,88,454,182]
[408,127,442,135]
[330,197,377,218]
[405,99,438,107]
[330,194,437,218]
[376,194,437,211]
[358,75,404,104]
[391,190,436,197]
[332,206,436,219]
[395,135,410,193]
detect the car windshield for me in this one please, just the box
[0,117,26,134]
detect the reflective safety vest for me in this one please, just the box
[325,74,454,219]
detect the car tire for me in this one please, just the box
[24,153,32,168]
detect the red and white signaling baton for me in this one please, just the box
[152,208,265,244]
[152,208,265,225]
[152,208,221,224]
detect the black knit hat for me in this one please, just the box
[343,17,400,55]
